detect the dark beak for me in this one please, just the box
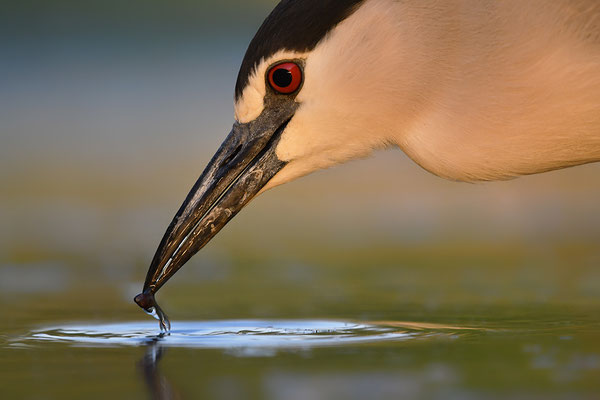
[134,103,296,320]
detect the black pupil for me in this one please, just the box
[273,68,293,88]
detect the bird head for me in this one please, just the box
[136,0,416,300]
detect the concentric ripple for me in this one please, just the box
[14,320,481,350]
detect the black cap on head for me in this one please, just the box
[235,0,365,100]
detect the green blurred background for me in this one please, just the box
[1,1,600,398]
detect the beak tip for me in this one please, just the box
[134,291,155,311]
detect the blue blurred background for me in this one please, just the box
[2,0,599,297]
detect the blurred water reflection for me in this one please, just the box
[139,340,181,400]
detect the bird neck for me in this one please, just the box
[374,0,600,181]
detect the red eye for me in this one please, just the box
[268,62,302,94]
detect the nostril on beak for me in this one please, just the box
[223,144,243,167]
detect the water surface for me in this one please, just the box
[15,319,478,350]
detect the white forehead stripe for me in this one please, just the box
[234,50,308,123]
[234,79,265,123]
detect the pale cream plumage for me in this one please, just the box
[233,0,600,190]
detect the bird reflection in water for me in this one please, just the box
[138,336,181,400]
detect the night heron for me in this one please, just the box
[135,0,600,328]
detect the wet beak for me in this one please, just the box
[135,104,296,313]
